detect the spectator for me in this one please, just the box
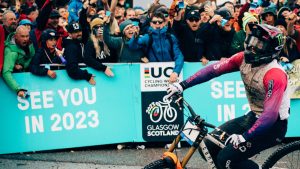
[30,0,68,51]
[2,25,35,98]
[19,4,39,24]
[0,10,17,73]
[104,19,144,62]
[115,3,125,25]
[275,18,300,66]
[230,12,258,55]
[173,9,209,63]
[286,12,300,53]
[84,17,114,77]
[68,0,83,23]
[64,1,94,85]
[125,8,136,20]
[205,8,235,60]
[30,29,64,78]
[58,6,69,23]
[2,10,17,39]
[64,22,95,85]
[261,6,277,26]
[199,5,211,24]
[128,12,184,83]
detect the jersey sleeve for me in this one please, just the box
[180,52,244,89]
[243,68,288,140]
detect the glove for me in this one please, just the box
[164,83,183,100]
[225,134,246,147]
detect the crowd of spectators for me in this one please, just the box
[0,0,300,98]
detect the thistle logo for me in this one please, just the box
[146,99,177,123]
[144,67,173,78]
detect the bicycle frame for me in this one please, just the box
[164,95,228,169]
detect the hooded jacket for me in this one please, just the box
[63,37,92,81]
[128,26,184,74]
[2,33,35,92]
[68,0,83,23]
[103,24,144,63]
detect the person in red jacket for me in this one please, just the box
[30,0,68,51]
[0,10,17,73]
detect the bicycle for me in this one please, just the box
[144,94,300,169]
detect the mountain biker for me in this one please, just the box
[165,23,290,169]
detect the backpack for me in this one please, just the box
[146,31,175,62]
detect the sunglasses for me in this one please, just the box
[93,26,103,30]
[247,21,258,25]
[188,18,200,22]
[151,20,164,24]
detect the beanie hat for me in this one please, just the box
[19,19,32,26]
[242,12,258,32]
[119,19,133,34]
[90,17,104,29]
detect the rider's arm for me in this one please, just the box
[180,52,244,90]
[243,68,288,140]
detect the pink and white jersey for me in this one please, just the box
[181,52,290,140]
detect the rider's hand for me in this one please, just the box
[165,83,183,100]
[225,134,246,147]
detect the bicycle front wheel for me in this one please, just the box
[262,140,300,169]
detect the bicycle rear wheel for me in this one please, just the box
[262,140,300,169]
[144,159,175,169]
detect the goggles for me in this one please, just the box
[245,35,270,52]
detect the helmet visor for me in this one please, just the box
[245,35,270,52]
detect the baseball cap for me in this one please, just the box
[66,22,82,33]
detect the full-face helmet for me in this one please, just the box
[244,23,284,66]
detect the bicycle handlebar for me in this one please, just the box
[171,94,216,129]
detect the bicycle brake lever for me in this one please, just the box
[175,96,183,110]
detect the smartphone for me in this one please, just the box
[178,1,184,9]
[221,19,228,27]
[105,11,111,17]
[250,3,258,8]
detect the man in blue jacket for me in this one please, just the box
[128,12,184,83]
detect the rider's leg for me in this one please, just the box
[203,112,257,163]
[216,118,287,169]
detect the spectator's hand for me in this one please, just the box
[104,67,114,77]
[17,89,29,98]
[14,64,23,71]
[83,0,89,9]
[154,0,160,5]
[103,15,111,24]
[205,4,215,17]
[89,76,96,85]
[90,0,97,5]
[164,83,183,100]
[141,57,149,63]
[225,134,246,148]
[280,57,289,63]
[209,14,222,24]
[169,72,178,83]
[201,57,209,65]
[47,70,57,79]
[55,48,64,57]
[286,13,297,24]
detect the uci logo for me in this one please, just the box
[146,99,177,123]
[144,67,173,78]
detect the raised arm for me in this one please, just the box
[181,52,244,90]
